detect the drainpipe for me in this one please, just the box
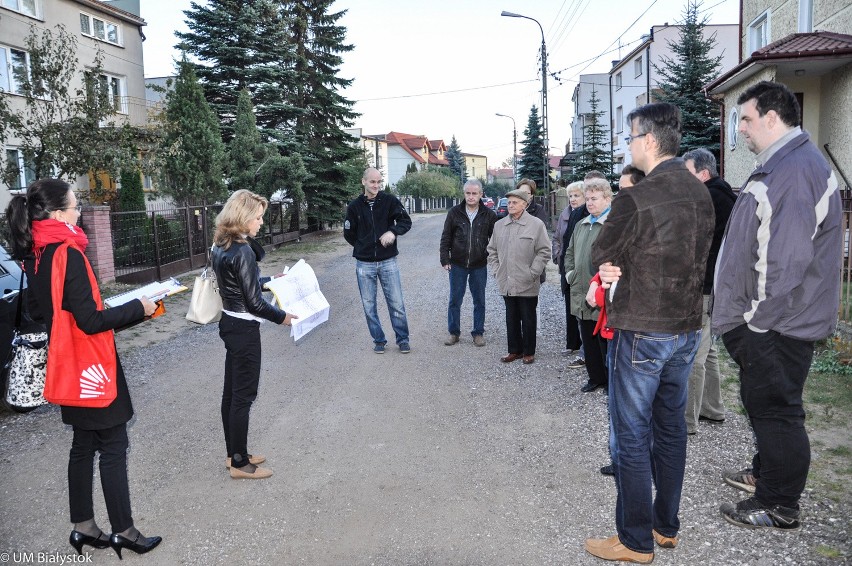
[609,73,614,173]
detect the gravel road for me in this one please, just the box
[0,213,848,565]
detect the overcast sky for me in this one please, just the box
[140,0,740,167]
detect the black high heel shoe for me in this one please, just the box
[109,531,162,560]
[69,530,110,554]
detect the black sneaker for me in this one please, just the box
[720,497,800,530]
[600,464,614,476]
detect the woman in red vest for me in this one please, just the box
[6,179,161,559]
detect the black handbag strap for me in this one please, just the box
[13,266,24,330]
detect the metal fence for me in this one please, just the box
[109,201,304,284]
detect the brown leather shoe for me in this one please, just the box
[652,529,678,548]
[230,464,273,479]
[522,355,535,364]
[444,334,460,346]
[225,454,266,469]
[473,335,486,347]
[584,536,653,563]
[584,535,620,549]
[501,353,522,363]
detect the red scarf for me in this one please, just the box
[31,219,90,273]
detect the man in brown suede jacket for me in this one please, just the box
[585,102,714,564]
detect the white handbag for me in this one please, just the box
[186,250,223,324]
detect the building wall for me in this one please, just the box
[819,62,852,188]
[720,67,777,187]
[463,155,488,181]
[570,73,610,152]
[361,138,389,182]
[742,0,852,58]
[386,145,415,188]
[611,24,739,170]
[0,0,146,208]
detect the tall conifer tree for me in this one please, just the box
[157,58,226,204]
[575,88,612,181]
[654,0,724,156]
[518,105,547,192]
[176,0,296,143]
[445,135,467,186]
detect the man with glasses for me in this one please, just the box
[586,103,714,563]
[439,179,497,346]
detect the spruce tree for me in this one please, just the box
[444,135,467,186]
[575,88,612,181]
[654,0,724,156]
[176,0,296,143]
[287,0,360,229]
[518,105,547,192]
[156,58,227,204]
[228,88,266,194]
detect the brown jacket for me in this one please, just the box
[487,211,550,297]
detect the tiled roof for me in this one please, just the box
[706,31,852,93]
[752,31,852,59]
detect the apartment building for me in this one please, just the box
[0,0,146,208]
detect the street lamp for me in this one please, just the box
[501,10,549,197]
[495,113,517,184]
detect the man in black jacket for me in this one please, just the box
[683,148,737,435]
[439,179,497,346]
[344,168,413,354]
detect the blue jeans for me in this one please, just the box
[356,258,409,345]
[607,328,700,553]
[447,265,487,336]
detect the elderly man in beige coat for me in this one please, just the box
[487,188,550,364]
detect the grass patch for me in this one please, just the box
[815,545,842,559]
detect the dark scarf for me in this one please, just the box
[31,219,89,273]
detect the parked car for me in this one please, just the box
[495,197,509,218]
[482,197,494,209]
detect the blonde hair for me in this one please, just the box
[214,189,269,249]
[584,178,613,200]
[566,181,584,197]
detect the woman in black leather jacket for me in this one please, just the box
[211,190,296,479]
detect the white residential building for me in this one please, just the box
[609,24,739,172]
[0,0,147,207]
[570,73,611,154]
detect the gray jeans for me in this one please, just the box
[685,294,726,433]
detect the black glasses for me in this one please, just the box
[624,133,649,145]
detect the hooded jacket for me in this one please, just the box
[439,202,497,269]
[591,158,714,333]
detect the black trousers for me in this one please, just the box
[68,423,133,533]
[722,324,814,508]
[564,295,583,350]
[219,314,262,467]
[503,295,538,356]
[579,318,608,387]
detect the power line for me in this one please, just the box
[354,78,538,102]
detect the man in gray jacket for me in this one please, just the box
[713,81,841,531]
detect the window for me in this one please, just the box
[616,106,623,134]
[748,10,771,53]
[80,12,122,46]
[615,72,623,91]
[2,0,39,18]
[87,71,127,113]
[0,45,31,95]
[99,73,127,113]
[5,148,36,190]
[634,56,643,78]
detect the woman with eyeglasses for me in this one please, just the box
[5,179,162,559]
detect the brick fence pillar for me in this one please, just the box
[81,205,115,284]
